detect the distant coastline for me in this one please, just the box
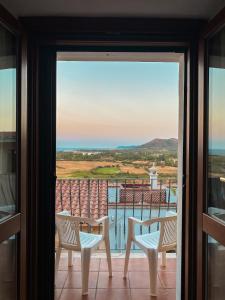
[57,147,117,152]
[57,138,178,152]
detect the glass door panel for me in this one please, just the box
[0,4,28,298]
[206,235,225,300]
[0,21,18,300]
[203,21,225,300]
[0,24,17,221]
[0,235,17,300]
[207,27,225,224]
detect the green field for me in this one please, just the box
[68,166,148,179]
[56,147,178,179]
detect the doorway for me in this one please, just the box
[54,52,184,299]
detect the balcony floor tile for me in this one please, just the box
[129,271,162,289]
[131,288,176,300]
[55,271,69,289]
[100,258,124,272]
[55,289,62,300]
[128,258,149,271]
[59,256,100,272]
[158,271,176,289]
[60,289,96,300]
[55,257,177,300]
[97,272,129,289]
[159,258,177,272]
[64,272,98,289]
[96,289,131,300]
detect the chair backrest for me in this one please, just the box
[158,212,177,252]
[56,214,82,251]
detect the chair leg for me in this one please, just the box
[55,247,61,274]
[161,251,166,267]
[68,250,73,267]
[81,248,91,295]
[147,250,158,296]
[124,238,132,278]
[105,237,112,277]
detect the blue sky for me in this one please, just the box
[57,61,179,148]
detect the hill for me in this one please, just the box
[137,138,178,151]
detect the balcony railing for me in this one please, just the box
[55,178,177,251]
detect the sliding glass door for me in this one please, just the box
[0,9,28,300]
[198,18,225,300]
[205,27,225,299]
[0,21,19,299]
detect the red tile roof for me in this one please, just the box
[56,179,107,219]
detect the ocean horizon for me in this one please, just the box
[56,146,117,152]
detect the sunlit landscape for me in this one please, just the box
[56,138,178,179]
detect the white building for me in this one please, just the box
[149,163,158,189]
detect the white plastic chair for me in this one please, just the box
[124,211,177,296]
[55,214,112,295]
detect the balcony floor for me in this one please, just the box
[55,255,176,300]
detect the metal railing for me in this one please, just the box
[55,178,177,251]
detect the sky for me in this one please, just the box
[208,67,225,150]
[56,61,179,149]
[0,69,16,132]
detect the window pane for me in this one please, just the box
[0,25,17,221]
[207,235,225,300]
[0,235,17,300]
[207,28,225,223]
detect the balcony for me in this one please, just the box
[55,253,176,300]
[55,178,177,299]
[56,178,177,251]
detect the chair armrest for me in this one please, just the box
[128,215,177,241]
[96,216,109,238]
[127,216,164,241]
[83,216,109,226]
[56,214,110,238]
[128,216,163,227]
[56,214,107,227]
[80,216,109,238]
[74,216,110,239]
[95,216,109,225]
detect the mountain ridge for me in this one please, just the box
[117,138,178,151]
[138,138,178,150]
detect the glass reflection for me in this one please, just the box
[207,235,225,300]
[0,25,16,221]
[208,28,225,223]
[0,235,17,300]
